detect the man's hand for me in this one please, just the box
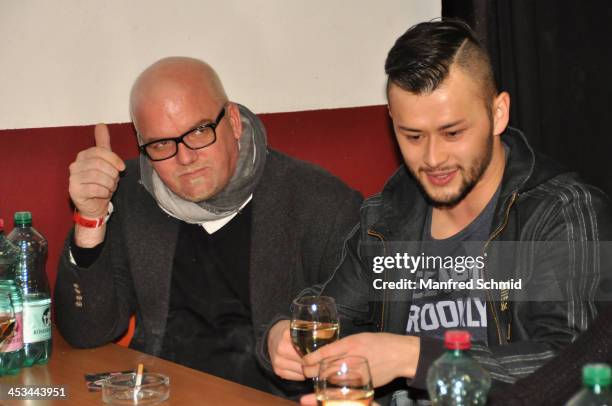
[267,320,305,381]
[302,332,420,387]
[69,124,125,247]
[69,124,125,218]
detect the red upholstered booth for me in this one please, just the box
[0,105,401,345]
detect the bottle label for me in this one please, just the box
[23,300,51,343]
[0,311,23,352]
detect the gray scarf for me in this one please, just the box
[139,104,267,223]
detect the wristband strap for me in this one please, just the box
[73,203,114,228]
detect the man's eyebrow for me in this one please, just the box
[437,120,465,131]
[192,117,215,127]
[139,117,215,143]
[397,125,422,132]
[396,119,465,133]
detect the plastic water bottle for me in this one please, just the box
[0,219,24,375]
[426,330,491,405]
[566,363,612,405]
[0,218,18,281]
[7,212,52,366]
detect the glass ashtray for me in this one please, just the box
[102,372,170,405]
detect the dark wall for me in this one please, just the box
[443,0,612,197]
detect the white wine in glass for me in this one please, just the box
[316,355,374,406]
[290,296,339,356]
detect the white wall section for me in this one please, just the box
[0,0,440,129]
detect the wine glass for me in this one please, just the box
[316,355,374,405]
[290,296,339,356]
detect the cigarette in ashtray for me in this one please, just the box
[135,363,144,387]
[132,363,144,402]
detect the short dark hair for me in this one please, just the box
[385,19,497,101]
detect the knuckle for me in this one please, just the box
[76,148,93,161]
[83,184,95,196]
[94,158,104,172]
[281,344,296,355]
[90,184,103,197]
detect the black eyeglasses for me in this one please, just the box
[138,106,226,162]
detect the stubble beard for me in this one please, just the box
[411,132,494,209]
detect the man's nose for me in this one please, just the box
[176,142,198,165]
[423,136,448,169]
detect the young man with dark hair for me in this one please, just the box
[264,20,612,404]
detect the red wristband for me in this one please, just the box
[73,203,114,228]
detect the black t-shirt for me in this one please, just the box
[406,188,500,344]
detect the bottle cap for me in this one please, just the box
[583,364,611,387]
[444,330,471,350]
[14,211,32,226]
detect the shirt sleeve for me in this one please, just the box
[69,235,105,268]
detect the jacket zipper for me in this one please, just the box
[367,229,387,332]
[483,191,519,345]
[366,192,518,340]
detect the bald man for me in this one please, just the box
[54,57,362,394]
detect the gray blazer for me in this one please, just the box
[54,149,362,358]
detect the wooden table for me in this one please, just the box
[0,329,297,405]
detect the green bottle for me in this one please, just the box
[7,212,52,367]
[0,219,24,375]
[566,363,612,405]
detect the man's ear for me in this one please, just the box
[492,91,510,136]
[227,102,243,140]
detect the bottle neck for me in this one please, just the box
[447,349,468,357]
[590,383,609,395]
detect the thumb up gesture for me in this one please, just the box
[68,124,126,219]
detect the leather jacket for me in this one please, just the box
[311,128,612,396]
